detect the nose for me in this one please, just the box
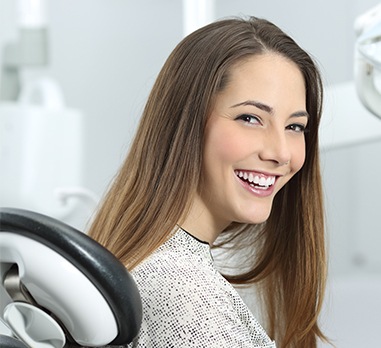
[258,128,291,166]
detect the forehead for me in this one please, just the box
[215,53,306,109]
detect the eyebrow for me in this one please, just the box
[231,100,310,119]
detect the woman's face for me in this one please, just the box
[188,53,308,240]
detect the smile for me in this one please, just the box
[234,170,276,190]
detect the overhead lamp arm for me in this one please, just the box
[354,4,381,119]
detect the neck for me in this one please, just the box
[180,194,230,244]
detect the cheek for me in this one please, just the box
[291,140,306,174]
[204,125,246,166]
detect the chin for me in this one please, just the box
[236,210,272,225]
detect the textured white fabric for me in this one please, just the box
[127,228,276,347]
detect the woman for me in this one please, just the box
[89,16,327,347]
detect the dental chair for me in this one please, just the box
[0,207,142,348]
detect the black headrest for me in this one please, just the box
[0,207,142,345]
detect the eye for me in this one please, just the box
[287,123,308,133]
[235,114,261,125]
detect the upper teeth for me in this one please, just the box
[235,171,276,187]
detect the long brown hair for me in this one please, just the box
[88,17,327,348]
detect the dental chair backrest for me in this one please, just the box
[0,207,142,348]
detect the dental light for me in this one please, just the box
[355,3,381,119]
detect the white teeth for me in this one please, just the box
[259,177,267,186]
[235,171,276,187]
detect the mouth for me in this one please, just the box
[234,170,277,190]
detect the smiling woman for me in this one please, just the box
[88,16,327,348]
[184,54,308,240]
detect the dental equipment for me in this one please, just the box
[355,3,381,119]
[0,0,93,228]
[0,0,48,101]
[0,208,142,348]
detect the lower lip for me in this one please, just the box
[235,176,276,197]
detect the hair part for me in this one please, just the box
[88,16,328,348]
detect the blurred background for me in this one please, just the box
[0,0,381,346]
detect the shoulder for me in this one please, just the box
[131,233,219,299]
[132,229,215,285]
[129,232,275,347]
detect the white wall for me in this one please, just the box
[322,138,381,274]
[47,0,184,194]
